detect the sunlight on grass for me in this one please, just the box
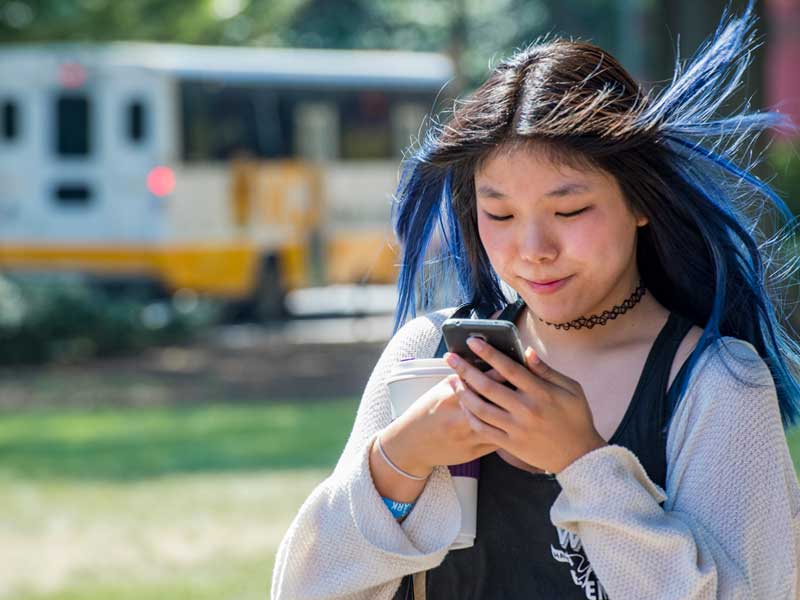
[2,470,327,600]
[13,557,271,600]
[0,400,359,480]
[2,404,799,599]
[0,399,360,599]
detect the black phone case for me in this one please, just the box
[441,318,526,372]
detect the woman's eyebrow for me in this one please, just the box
[476,182,590,199]
[546,182,591,197]
[475,184,509,199]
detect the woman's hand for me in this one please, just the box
[379,369,506,478]
[444,337,608,475]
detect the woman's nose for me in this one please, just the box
[518,223,558,263]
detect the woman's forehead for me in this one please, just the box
[473,144,625,205]
[475,145,604,186]
[476,139,599,177]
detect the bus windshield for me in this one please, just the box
[179,80,434,162]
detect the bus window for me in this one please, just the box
[55,94,92,157]
[2,100,18,141]
[340,91,391,159]
[180,81,287,162]
[178,81,441,163]
[391,102,428,158]
[294,102,339,161]
[127,99,147,143]
[54,183,93,207]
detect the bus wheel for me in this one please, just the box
[249,254,287,322]
[222,254,287,323]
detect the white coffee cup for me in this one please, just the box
[385,358,478,551]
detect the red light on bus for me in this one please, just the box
[59,63,87,88]
[147,166,175,197]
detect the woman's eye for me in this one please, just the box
[556,207,590,218]
[484,207,590,221]
[485,212,513,221]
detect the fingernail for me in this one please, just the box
[445,353,460,368]
[466,337,485,351]
[526,346,541,364]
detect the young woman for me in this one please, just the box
[272,2,800,598]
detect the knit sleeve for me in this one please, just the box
[550,336,800,599]
[270,307,464,600]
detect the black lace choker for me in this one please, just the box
[533,279,647,330]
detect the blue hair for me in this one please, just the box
[390,0,800,430]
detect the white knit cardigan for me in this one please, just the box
[271,307,800,599]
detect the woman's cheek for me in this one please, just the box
[572,214,629,274]
[569,212,606,255]
[480,235,503,265]
[477,225,512,272]
[477,216,500,252]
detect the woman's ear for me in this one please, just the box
[635,213,649,227]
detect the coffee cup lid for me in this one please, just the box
[397,358,447,368]
[388,358,453,382]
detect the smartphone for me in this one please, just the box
[441,318,527,372]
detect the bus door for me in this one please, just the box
[41,64,162,244]
[0,78,38,242]
[100,67,166,243]
[37,61,109,244]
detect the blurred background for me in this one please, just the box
[0,0,798,598]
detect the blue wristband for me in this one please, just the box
[382,496,415,519]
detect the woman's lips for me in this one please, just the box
[525,275,572,294]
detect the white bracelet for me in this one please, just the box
[375,434,430,481]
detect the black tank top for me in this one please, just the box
[393,297,695,600]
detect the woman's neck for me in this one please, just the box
[518,292,669,362]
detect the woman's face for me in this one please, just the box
[474,145,648,326]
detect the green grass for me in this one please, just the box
[13,557,271,600]
[2,401,800,600]
[1,469,328,600]
[0,399,360,600]
[0,399,359,480]
[788,425,800,473]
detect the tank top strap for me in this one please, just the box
[434,302,470,359]
[658,312,698,432]
[613,310,696,491]
[496,296,525,323]
[646,312,696,403]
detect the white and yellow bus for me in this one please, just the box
[0,42,453,318]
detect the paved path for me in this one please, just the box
[0,317,402,408]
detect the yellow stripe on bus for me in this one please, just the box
[0,244,264,298]
[0,235,400,297]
